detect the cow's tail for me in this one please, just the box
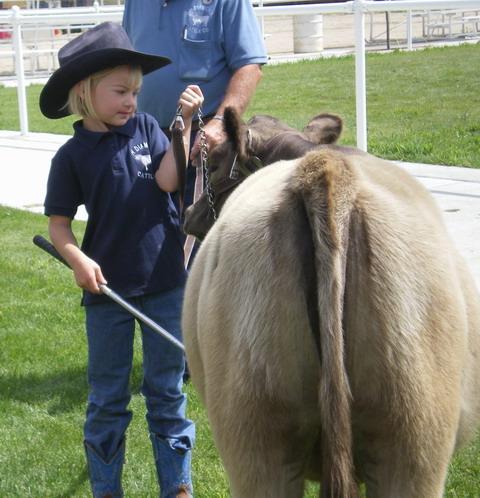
[294,149,361,498]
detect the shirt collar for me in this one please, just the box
[72,116,137,149]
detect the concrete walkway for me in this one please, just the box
[1,129,479,289]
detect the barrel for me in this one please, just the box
[293,14,323,53]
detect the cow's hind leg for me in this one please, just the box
[204,374,319,498]
[226,446,306,498]
[356,408,456,498]
[212,404,313,498]
[362,447,450,498]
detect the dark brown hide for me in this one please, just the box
[184,108,346,240]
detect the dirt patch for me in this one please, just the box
[262,11,479,57]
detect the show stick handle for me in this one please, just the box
[34,234,108,294]
[32,234,72,269]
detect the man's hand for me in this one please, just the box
[189,63,263,165]
[190,117,226,165]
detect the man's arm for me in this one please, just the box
[190,63,263,160]
[216,63,263,116]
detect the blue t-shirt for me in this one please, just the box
[123,0,268,128]
[44,113,187,306]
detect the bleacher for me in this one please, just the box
[420,9,480,39]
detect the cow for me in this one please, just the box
[182,108,480,497]
[183,110,346,240]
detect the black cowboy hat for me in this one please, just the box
[39,22,171,119]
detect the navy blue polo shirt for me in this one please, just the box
[44,112,187,306]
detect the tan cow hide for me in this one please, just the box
[183,147,480,497]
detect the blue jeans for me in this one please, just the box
[84,286,195,461]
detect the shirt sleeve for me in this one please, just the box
[222,0,268,70]
[44,145,82,219]
[142,113,170,173]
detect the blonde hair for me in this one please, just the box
[65,65,143,119]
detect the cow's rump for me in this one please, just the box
[183,148,480,497]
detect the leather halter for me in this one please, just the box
[207,130,296,209]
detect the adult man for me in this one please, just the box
[123,0,267,263]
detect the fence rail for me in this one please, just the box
[1,0,480,150]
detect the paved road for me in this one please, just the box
[263,11,478,61]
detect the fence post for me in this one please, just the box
[11,5,29,135]
[258,0,265,38]
[407,10,413,49]
[353,0,367,152]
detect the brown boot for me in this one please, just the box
[176,484,192,498]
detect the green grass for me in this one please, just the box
[1,44,479,167]
[247,44,480,167]
[1,206,480,496]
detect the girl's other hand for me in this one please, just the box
[178,85,204,120]
[72,254,107,294]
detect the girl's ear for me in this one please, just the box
[76,81,85,98]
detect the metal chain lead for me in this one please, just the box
[198,106,217,220]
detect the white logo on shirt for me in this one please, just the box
[135,154,152,167]
[131,141,154,180]
[186,0,213,38]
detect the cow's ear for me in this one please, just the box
[224,107,248,158]
[302,113,344,145]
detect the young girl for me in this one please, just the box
[39,22,203,498]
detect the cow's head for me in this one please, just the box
[183,108,343,241]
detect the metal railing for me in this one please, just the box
[1,0,480,150]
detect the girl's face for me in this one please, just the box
[80,65,140,132]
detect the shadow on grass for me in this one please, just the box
[53,467,90,498]
[0,367,88,413]
[0,361,145,415]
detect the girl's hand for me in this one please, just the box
[48,214,107,295]
[178,85,204,120]
[71,253,107,294]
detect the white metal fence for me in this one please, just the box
[1,0,480,150]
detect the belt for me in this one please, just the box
[162,114,214,140]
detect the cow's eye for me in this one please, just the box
[208,161,218,174]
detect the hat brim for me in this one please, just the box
[40,48,171,119]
